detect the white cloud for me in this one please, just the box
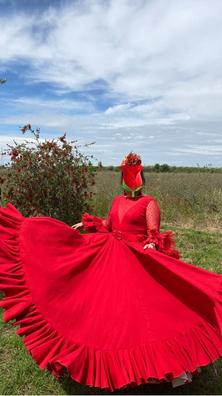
[173,145,222,155]
[10,97,94,112]
[105,103,132,114]
[0,1,222,104]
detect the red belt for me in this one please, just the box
[112,229,146,242]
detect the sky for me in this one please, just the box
[0,0,222,166]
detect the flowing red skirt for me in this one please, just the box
[0,203,222,391]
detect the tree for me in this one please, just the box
[153,163,160,172]
[160,163,170,172]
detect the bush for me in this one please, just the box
[0,126,96,225]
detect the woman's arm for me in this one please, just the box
[143,199,160,250]
[79,213,108,232]
[71,222,83,230]
[143,198,180,258]
[78,199,114,233]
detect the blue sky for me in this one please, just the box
[0,0,222,166]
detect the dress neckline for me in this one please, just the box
[117,194,144,224]
[123,193,144,201]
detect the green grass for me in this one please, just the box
[1,226,222,395]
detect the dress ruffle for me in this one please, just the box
[144,229,181,258]
[0,203,222,392]
[82,212,108,233]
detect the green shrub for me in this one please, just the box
[0,126,96,225]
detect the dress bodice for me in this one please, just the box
[82,193,179,258]
[106,194,160,235]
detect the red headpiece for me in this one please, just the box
[120,152,144,195]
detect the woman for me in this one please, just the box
[0,152,222,392]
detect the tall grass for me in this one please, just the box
[1,168,221,229]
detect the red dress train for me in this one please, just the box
[0,194,222,392]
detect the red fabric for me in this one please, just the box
[82,212,108,233]
[0,198,222,392]
[120,163,143,190]
[144,229,181,258]
[145,198,161,230]
[83,196,180,258]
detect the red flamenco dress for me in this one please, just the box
[0,196,222,391]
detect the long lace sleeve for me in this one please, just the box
[146,199,161,232]
[144,199,180,259]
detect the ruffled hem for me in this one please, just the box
[0,203,222,392]
[82,212,108,233]
[144,229,181,259]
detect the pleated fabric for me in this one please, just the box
[0,202,222,392]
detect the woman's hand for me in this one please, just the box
[143,243,156,250]
[71,222,83,230]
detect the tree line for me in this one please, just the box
[97,162,222,173]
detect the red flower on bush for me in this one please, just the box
[2,127,96,225]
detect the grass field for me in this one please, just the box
[93,171,222,230]
[0,171,222,394]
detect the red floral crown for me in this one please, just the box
[120,152,142,167]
